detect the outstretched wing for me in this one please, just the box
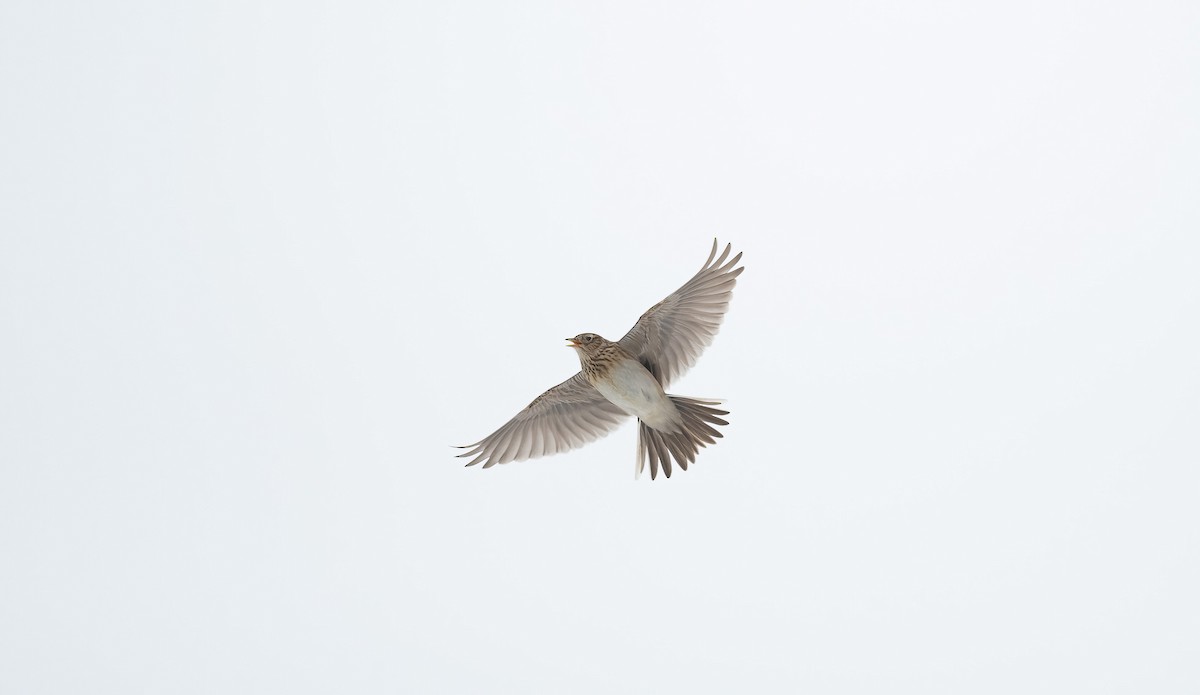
[456,372,629,468]
[618,240,744,387]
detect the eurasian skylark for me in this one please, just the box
[456,240,744,479]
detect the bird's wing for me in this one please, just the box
[456,372,629,468]
[618,239,744,387]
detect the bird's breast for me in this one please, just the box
[590,359,681,432]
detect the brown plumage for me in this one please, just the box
[456,240,743,479]
[572,335,628,382]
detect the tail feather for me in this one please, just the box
[636,396,729,480]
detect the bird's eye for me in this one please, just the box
[584,335,593,343]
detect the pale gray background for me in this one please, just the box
[2,1,1197,693]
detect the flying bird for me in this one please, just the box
[456,240,744,479]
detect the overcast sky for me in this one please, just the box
[2,1,1198,693]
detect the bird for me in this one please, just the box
[455,240,744,479]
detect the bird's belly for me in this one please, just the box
[592,361,680,432]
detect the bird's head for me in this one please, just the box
[566,333,608,358]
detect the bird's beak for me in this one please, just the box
[566,339,578,348]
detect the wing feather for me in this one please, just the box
[456,372,628,468]
[618,239,744,387]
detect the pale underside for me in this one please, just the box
[589,358,682,433]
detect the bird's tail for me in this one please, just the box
[636,396,729,480]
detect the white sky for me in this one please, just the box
[2,1,1198,693]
